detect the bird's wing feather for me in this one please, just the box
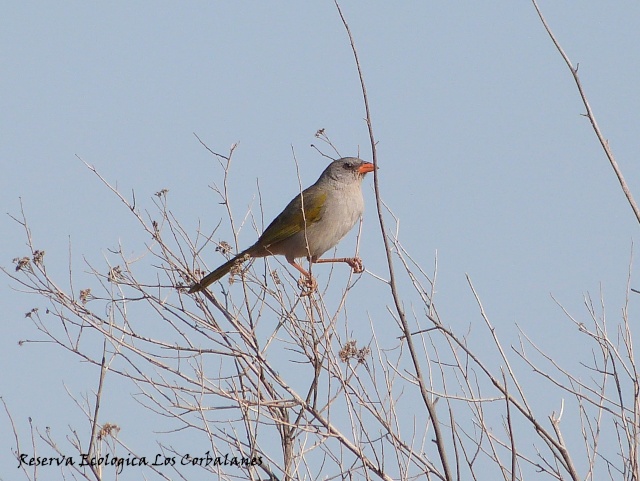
[258,186,326,248]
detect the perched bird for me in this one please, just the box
[189,157,375,293]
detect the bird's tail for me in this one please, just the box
[188,251,250,293]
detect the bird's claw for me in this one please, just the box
[298,275,318,296]
[347,257,364,274]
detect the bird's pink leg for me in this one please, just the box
[313,257,364,273]
[288,260,317,292]
[288,260,311,278]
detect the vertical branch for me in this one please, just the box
[549,401,581,481]
[334,2,453,480]
[502,371,517,481]
[85,339,110,481]
[621,247,640,480]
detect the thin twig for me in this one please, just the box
[531,0,640,224]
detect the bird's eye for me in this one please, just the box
[342,162,351,169]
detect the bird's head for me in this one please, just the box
[321,157,375,185]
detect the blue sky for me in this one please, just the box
[2,2,640,479]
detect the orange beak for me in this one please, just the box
[358,161,376,174]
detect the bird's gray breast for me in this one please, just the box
[305,184,364,258]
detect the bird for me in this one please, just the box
[189,157,375,293]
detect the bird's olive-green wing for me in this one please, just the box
[257,186,327,248]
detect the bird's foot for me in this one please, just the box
[298,275,318,296]
[346,257,364,274]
